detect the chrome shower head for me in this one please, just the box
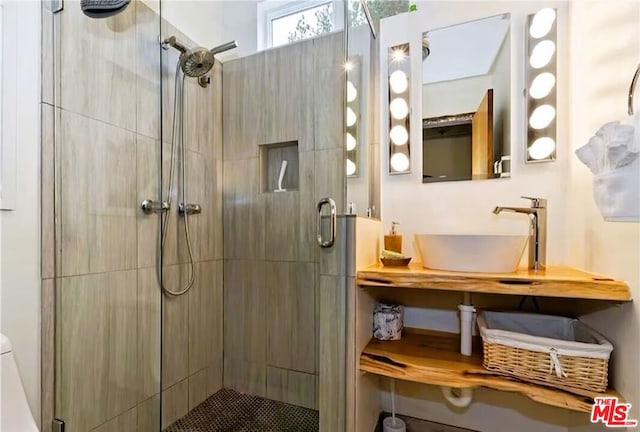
[170,39,238,78]
[180,47,216,78]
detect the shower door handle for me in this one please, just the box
[140,199,170,214]
[317,197,336,248]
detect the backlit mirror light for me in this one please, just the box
[390,152,410,172]
[346,56,361,177]
[528,137,556,160]
[346,158,357,176]
[346,107,357,127]
[389,97,409,120]
[530,40,556,69]
[347,81,358,102]
[529,104,556,129]
[529,72,556,99]
[529,8,556,39]
[388,43,411,174]
[346,133,357,151]
[389,125,409,146]
[525,8,557,163]
[389,70,408,94]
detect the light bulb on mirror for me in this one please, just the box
[392,48,406,62]
[390,152,410,172]
[529,72,556,99]
[389,70,408,94]
[389,125,409,146]
[346,158,356,176]
[530,40,556,69]
[529,8,556,39]
[528,137,556,160]
[347,81,357,102]
[389,98,409,120]
[346,107,357,127]
[529,104,556,129]
[346,133,357,151]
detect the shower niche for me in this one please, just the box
[260,141,300,193]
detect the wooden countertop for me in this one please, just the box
[360,329,623,413]
[357,263,631,301]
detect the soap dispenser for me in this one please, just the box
[384,222,403,253]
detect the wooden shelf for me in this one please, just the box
[360,329,622,413]
[357,263,631,301]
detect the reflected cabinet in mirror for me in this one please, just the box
[422,14,511,183]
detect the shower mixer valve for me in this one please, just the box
[178,203,202,216]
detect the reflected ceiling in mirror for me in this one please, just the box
[422,14,511,183]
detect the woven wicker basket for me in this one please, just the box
[478,311,612,395]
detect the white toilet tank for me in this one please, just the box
[0,333,39,432]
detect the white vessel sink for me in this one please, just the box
[415,234,529,273]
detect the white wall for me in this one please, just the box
[158,0,258,59]
[0,0,41,424]
[565,1,640,428]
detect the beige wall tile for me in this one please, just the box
[161,379,188,429]
[137,268,161,402]
[198,158,223,261]
[264,152,316,262]
[266,367,318,410]
[90,406,137,432]
[223,357,266,397]
[59,110,137,276]
[58,271,138,431]
[162,264,191,388]
[137,395,160,432]
[263,40,314,151]
[41,103,55,279]
[135,0,161,139]
[223,159,265,260]
[267,262,316,374]
[59,2,137,130]
[313,32,345,151]
[315,148,346,216]
[136,135,162,269]
[223,260,266,363]
[189,261,223,374]
[318,274,347,432]
[41,279,55,429]
[188,366,222,410]
[222,54,265,160]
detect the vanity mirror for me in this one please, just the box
[422,14,511,183]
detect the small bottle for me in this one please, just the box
[384,222,403,253]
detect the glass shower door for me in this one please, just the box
[47,1,164,430]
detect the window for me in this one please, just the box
[258,1,343,50]
[258,1,411,50]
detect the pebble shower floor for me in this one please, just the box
[164,388,319,432]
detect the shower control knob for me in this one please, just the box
[178,203,202,216]
[141,199,170,214]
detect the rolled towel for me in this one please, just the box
[81,0,131,18]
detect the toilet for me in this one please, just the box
[1,333,39,431]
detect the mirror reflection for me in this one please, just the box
[422,14,511,183]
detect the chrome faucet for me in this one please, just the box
[493,196,547,271]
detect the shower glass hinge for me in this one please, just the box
[52,418,65,432]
